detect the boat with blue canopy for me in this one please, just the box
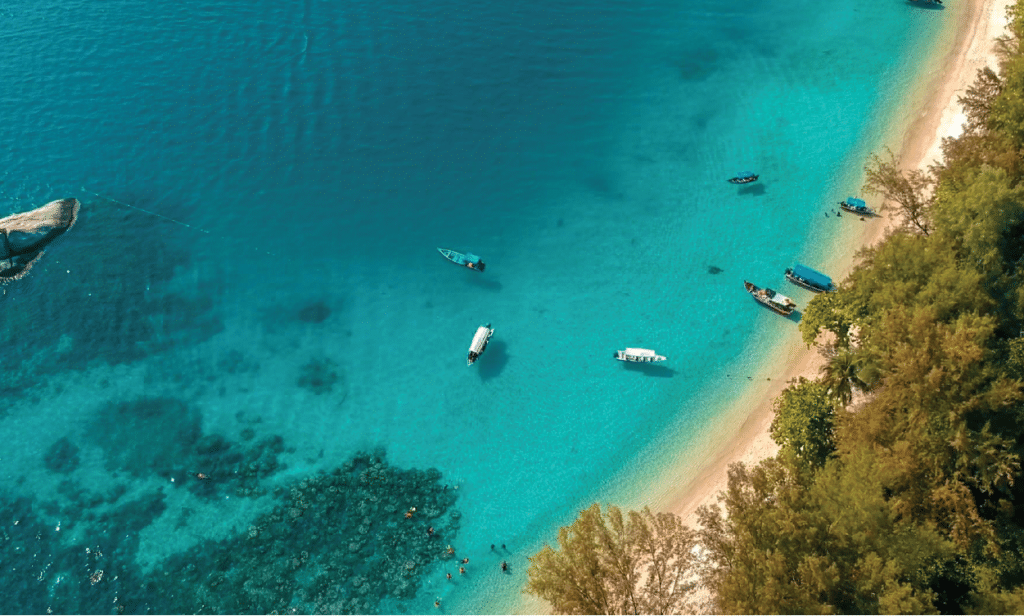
[785,263,836,293]
[838,197,876,216]
[438,248,486,272]
[728,171,759,185]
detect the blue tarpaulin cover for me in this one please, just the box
[846,197,867,208]
[793,263,833,290]
[465,253,480,263]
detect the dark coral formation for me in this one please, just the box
[0,447,459,614]
[297,357,340,395]
[152,450,460,614]
[44,436,81,474]
[89,397,203,477]
[86,396,287,501]
[0,196,223,388]
[0,491,164,614]
[297,300,332,324]
[185,433,286,499]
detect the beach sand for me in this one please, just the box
[650,0,1013,531]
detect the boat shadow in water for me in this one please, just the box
[477,340,509,381]
[621,361,677,378]
[906,1,944,10]
[737,183,767,197]
[464,275,503,292]
[786,309,803,324]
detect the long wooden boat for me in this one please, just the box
[438,248,486,272]
[838,197,876,217]
[744,281,797,316]
[785,263,836,293]
[467,324,494,366]
[728,172,759,185]
[615,348,667,363]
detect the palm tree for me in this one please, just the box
[820,348,869,407]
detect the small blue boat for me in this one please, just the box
[728,171,759,185]
[438,248,486,272]
[838,197,876,216]
[785,263,836,293]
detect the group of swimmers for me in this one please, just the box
[406,505,511,609]
[432,544,511,608]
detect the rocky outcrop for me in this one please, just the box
[0,198,79,282]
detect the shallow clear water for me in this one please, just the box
[0,0,949,612]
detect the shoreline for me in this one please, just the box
[652,0,1010,531]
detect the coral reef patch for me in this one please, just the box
[297,300,332,324]
[151,450,460,614]
[297,357,341,396]
[0,448,458,614]
[44,437,81,474]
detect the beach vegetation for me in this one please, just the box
[818,347,871,407]
[863,147,935,235]
[798,289,855,347]
[769,377,836,468]
[524,504,698,615]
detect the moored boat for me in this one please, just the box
[614,348,667,363]
[438,248,486,272]
[837,197,876,216]
[744,280,797,316]
[728,171,759,185]
[467,324,494,366]
[785,263,836,293]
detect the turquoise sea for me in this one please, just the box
[0,0,952,613]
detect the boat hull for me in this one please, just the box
[438,248,486,272]
[615,350,666,363]
[744,281,796,316]
[784,272,834,293]
[467,325,494,366]
[837,201,876,217]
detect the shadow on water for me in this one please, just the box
[477,340,508,381]
[905,1,944,10]
[621,361,677,378]
[464,275,503,292]
[737,183,767,197]
[787,309,803,323]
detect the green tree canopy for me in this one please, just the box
[863,148,935,235]
[769,377,836,468]
[699,454,955,615]
[524,504,698,615]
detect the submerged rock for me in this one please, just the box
[0,198,79,282]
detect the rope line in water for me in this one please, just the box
[81,187,277,257]
[80,187,212,233]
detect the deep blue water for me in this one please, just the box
[0,0,950,613]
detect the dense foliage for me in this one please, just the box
[528,3,1024,613]
[525,504,698,614]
